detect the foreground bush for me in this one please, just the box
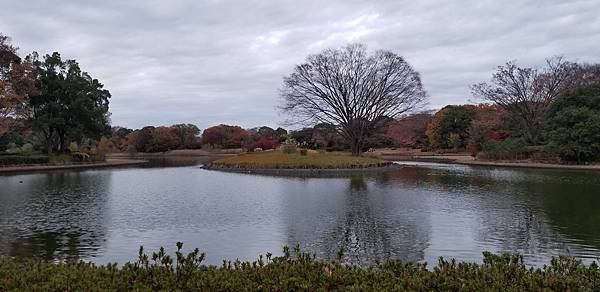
[1,244,599,291]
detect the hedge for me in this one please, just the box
[0,155,49,166]
[1,244,599,291]
[479,138,530,160]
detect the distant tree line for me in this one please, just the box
[2,33,600,164]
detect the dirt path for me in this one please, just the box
[395,153,600,171]
[455,159,600,171]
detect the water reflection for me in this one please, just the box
[0,158,599,266]
[0,171,111,261]
[282,175,430,265]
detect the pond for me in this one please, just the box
[1,157,600,267]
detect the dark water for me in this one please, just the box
[1,158,600,266]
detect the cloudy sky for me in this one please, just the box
[1,0,599,129]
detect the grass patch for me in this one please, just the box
[209,150,389,169]
[1,244,599,290]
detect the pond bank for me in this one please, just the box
[388,153,600,171]
[202,163,401,176]
[107,149,241,158]
[0,158,147,174]
[457,159,600,171]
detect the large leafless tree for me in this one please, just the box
[471,57,581,144]
[280,44,427,155]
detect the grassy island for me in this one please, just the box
[208,149,390,169]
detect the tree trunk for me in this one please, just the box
[524,127,536,145]
[350,137,361,156]
[42,128,53,154]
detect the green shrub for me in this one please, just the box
[69,142,79,152]
[0,244,599,291]
[527,146,559,163]
[71,152,91,162]
[0,132,24,152]
[88,153,106,162]
[479,138,529,160]
[299,148,308,156]
[0,155,49,165]
[282,143,297,154]
[326,145,346,152]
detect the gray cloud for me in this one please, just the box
[1,0,599,129]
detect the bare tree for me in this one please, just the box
[580,63,600,85]
[280,44,427,155]
[471,57,580,144]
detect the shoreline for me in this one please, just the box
[388,155,600,171]
[0,158,147,174]
[107,150,240,158]
[457,159,600,171]
[201,163,401,176]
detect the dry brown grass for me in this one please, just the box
[209,150,389,169]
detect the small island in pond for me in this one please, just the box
[206,146,392,172]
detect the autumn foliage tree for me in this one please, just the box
[97,136,110,155]
[280,44,426,155]
[122,124,201,153]
[245,126,280,151]
[170,123,200,149]
[312,123,345,150]
[111,126,132,151]
[386,112,433,148]
[148,127,179,152]
[201,124,248,149]
[465,104,510,156]
[0,33,37,135]
[126,126,154,152]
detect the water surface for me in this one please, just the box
[1,158,599,266]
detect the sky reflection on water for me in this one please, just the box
[1,159,599,266]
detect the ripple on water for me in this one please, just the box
[0,159,599,266]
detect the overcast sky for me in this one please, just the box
[1,0,599,129]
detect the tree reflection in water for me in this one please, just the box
[1,160,600,266]
[385,163,600,263]
[282,175,431,265]
[0,171,110,261]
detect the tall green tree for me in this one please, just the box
[545,84,600,163]
[426,105,476,149]
[274,127,288,142]
[27,52,111,153]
